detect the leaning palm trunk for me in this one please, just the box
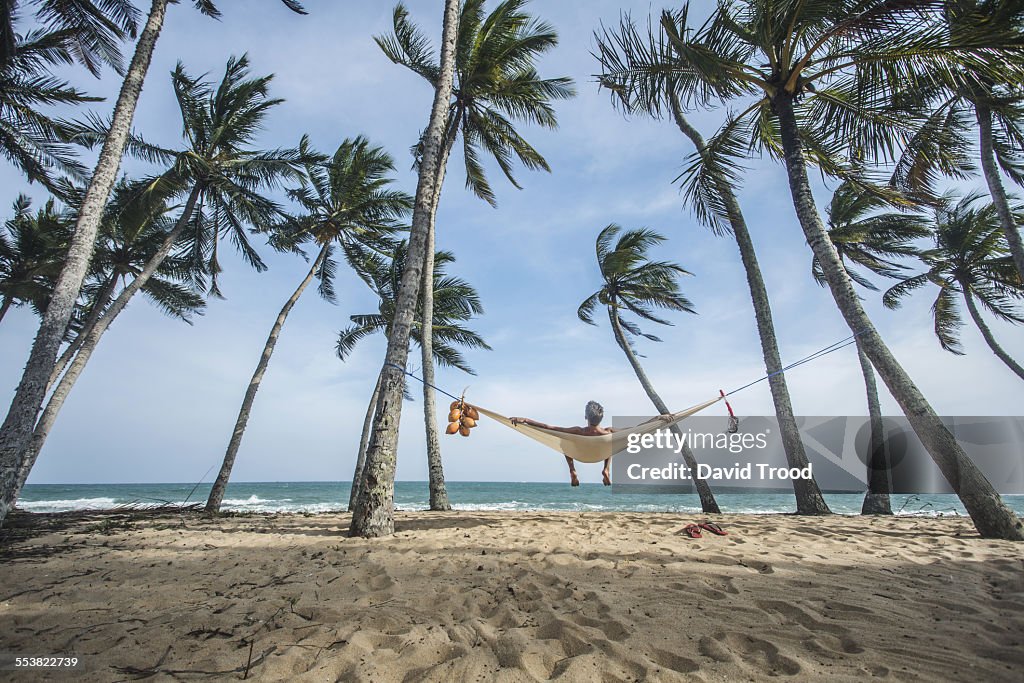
[608,307,720,514]
[205,246,329,513]
[349,371,383,511]
[774,93,1023,540]
[420,127,459,512]
[962,288,1024,381]
[48,274,120,391]
[7,187,201,509]
[0,296,11,323]
[349,0,460,538]
[669,96,831,515]
[976,105,1024,283]
[17,274,125,493]
[856,338,892,515]
[0,0,170,525]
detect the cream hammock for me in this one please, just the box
[388,331,862,464]
[471,395,725,464]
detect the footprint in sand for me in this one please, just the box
[802,633,865,658]
[715,631,803,676]
[698,634,735,663]
[572,613,630,642]
[756,599,864,655]
[646,647,700,674]
[739,559,774,574]
[536,616,596,658]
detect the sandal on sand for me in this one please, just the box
[699,521,728,536]
[679,524,703,538]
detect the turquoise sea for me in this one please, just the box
[15,481,1024,517]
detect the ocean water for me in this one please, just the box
[15,481,1024,517]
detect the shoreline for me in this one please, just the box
[18,482,1017,518]
[2,510,1022,681]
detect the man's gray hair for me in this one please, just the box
[585,401,604,426]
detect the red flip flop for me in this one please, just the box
[699,521,728,536]
[678,524,703,538]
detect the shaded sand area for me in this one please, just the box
[1,510,1023,682]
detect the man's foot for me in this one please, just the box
[570,471,580,487]
[602,470,611,486]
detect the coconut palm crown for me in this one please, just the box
[337,241,490,374]
[815,181,931,290]
[73,54,306,296]
[883,193,1024,358]
[377,0,575,206]
[277,135,413,299]
[577,223,695,344]
[0,195,72,320]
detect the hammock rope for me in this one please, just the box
[383,362,465,403]
[723,333,861,396]
[380,331,867,462]
[384,330,866,406]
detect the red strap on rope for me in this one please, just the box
[720,389,735,418]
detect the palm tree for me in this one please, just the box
[0,196,72,323]
[1,0,140,76]
[0,1,140,190]
[11,180,205,503]
[375,0,574,510]
[0,28,97,190]
[890,0,1024,283]
[597,1,1024,539]
[884,193,1024,381]
[0,0,307,526]
[350,0,460,538]
[339,241,490,512]
[204,136,414,514]
[0,55,301,518]
[595,17,832,515]
[577,224,720,513]
[817,181,931,515]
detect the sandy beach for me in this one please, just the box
[1,510,1022,682]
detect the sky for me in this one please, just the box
[2,0,1022,486]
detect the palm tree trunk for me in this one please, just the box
[773,92,1023,540]
[421,122,459,512]
[48,273,120,392]
[0,0,170,525]
[349,0,460,538]
[856,338,892,515]
[421,228,451,511]
[669,94,831,515]
[0,295,10,324]
[607,307,720,514]
[976,104,1024,282]
[205,245,328,513]
[7,186,202,508]
[349,371,383,512]
[962,288,1024,381]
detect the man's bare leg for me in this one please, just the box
[565,456,579,486]
[602,458,611,486]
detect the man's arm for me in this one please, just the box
[510,417,584,435]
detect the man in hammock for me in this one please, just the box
[511,401,613,487]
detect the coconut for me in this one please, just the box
[449,400,462,410]
[465,406,480,420]
[445,422,460,435]
[460,417,477,429]
[459,425,471,437]
[448,408,462,422]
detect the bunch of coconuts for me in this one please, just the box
[446,399,480,437]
